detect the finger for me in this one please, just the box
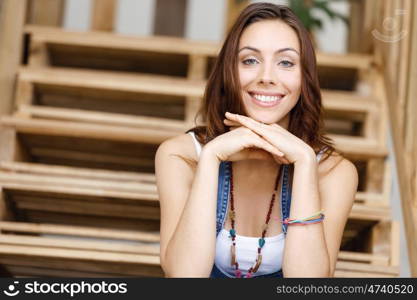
[283,156,291,164]
[272,154,287,165]
[225,112,268,131]
[226,112,280,148]
[226,113,289,160]
[223,119,240,127]
[250,131,284,157]
[275,155,290,164]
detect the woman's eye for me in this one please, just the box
[279,60,294,67]
[242,58,258,65]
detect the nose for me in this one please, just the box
[259,77,275,85]
[258,63,276,85]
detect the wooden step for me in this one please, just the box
[18,105,188,132]
[18,66,205,98]
[25,25,373,69]
[341,219,399,270]
[316,52,373,71]
[0,220,398,278]
[0,118,166,172]
[0,169,157,195]
[25,27,216,80]
[0,161,392,219]
[0,265,134,278]
[337,251,389,265]
[24,24,220,58]
[24,25,373,91]
[0,245,162,277]
[0,162,160,230]
[335,261,399,277]
[14,66,387,155]
[0,161,156,183]
[0,221,162,277]
[0,161,398,270]
[1,115,176,144]
[15,67,381,129]
[0,221,159,242]
[321,90,383,142]
[15,66,203,123]
[350,204,391,221]
[17,103,384,157]
[350,157,391,205]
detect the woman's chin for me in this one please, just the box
[244,112,289,129]
[248,113,281,125]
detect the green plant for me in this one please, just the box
[233,0,349,33]
[288,0,349,32]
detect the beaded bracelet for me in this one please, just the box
[282,211,325,226]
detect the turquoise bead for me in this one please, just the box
[259,238,265,248]
[229,229,236,237]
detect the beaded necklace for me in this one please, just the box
[228,162,282,278]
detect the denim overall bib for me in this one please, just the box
[209,161,293,278]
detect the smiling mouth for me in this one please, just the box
[248,92,285,107]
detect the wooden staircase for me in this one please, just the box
[0,25,399,277]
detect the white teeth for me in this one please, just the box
[253,94,282,102]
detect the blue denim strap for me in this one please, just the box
[215,161,231,236]
[281,165,292,235]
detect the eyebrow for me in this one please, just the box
[238,46,299,56]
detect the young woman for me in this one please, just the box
[155,3,358,278]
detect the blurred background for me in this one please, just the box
[0,0,415,278]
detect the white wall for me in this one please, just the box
[63,0,92,31]
[115,0,156,36]
[185,0,227,42]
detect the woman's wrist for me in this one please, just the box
[294,149,317,168]
[200,145,222,165]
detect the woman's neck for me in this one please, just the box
[232,159,281,187]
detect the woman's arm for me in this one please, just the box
[156,136,220,277]
[282,155,358,277]
[223,112,358,277]
[156,129,284,277]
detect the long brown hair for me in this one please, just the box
[188,2,337,162]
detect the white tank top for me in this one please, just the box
[187,131,326,277]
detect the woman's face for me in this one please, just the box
[238,20,302,128]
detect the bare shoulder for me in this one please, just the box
[155,133,199,168]
[318,151,358,183]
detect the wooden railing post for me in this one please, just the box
[0,0,27,117]
[25,0,64,27]
[154,0,187,37]
[91,0,116,31]
[225,0,249,35]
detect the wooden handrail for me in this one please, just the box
[371,0,417,276]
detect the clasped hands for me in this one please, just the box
[224,112,316,166]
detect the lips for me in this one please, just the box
[248,91,285,108]
[249,91,285,97]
